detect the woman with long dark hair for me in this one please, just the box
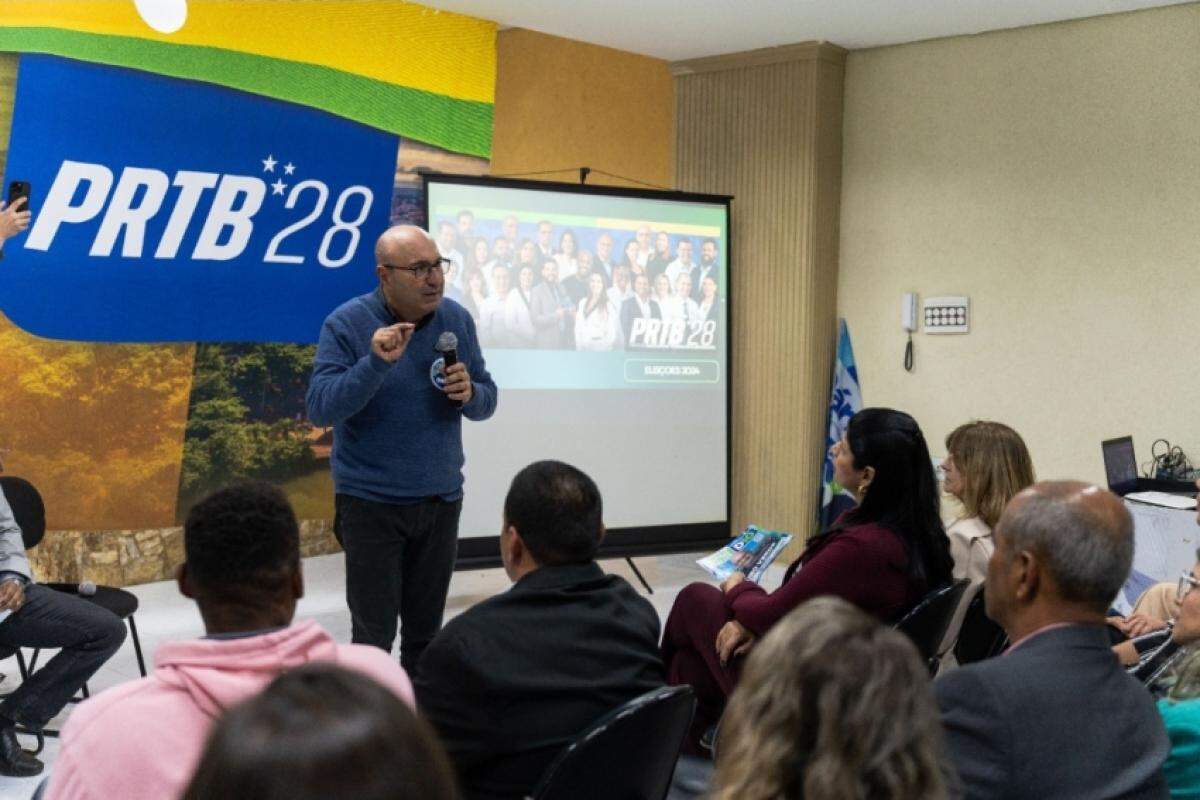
[574,272,621,350]
[662,407,953,752]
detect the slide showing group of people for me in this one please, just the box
[434,211,723,352]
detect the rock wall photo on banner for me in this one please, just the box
[0,1,494,581]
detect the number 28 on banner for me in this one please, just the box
[25,160,374,269]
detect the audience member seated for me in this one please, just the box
[662,407,953,753]
[182,664,455,800]
[414,460,664,800]
[0,482,126,778]
[935,481,1169,799]
[1108,568,1195,690]
[44,482,414,800]
[1110,581,1177,643]
[1113,554,1200,685]
[711,596,954,800]
[938,420,1034,664]
[1153,496,1200,798]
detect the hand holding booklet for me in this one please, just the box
[697,525,793,583]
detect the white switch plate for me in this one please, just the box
[923,296,969,334]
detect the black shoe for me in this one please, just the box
[0,725,43,777]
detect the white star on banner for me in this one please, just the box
[284,162,296,176]
[271,179,287,196]
[262,154,278,173]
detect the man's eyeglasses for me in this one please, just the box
[1177,571,1200,603]
[382,257,450,279]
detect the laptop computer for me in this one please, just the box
[1102,436,1196,496]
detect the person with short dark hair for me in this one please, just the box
[456,209,475,242]
[529,257,575,349]
[620,272,661,349]
[561,248,595,306]
[664,237,696,290]
[182,664,456,800]
[44,483,414,800]
[935,481,1170,799]
[415,461,664,800]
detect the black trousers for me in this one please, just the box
[335,494,461,673]
[0,584,126,729]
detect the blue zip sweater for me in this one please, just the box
[306,288,498,504]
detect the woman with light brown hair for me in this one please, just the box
[941,420,1035,587]
[712,596,951,800]
[938,420,1034,662]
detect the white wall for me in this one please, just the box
[839,3,1200,483]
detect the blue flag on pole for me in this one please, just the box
[819,319,863,529]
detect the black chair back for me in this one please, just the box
[531,685,696,800]
[953,585,1009,665]
[895,579,969,673]
[0,476,45,550]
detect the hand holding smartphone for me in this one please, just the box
[0,180,32,243]
[7,181,30,212]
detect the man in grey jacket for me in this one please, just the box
[0,484,126,776]
[529,257,575,349]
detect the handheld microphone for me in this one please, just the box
[434,332,463,409]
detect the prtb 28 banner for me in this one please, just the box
[3,54,397,343]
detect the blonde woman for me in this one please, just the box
[712,597,951,800]
[938,420,1034,660]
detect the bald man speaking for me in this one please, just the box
[307,225,497,672]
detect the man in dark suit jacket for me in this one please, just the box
[620,273,661,349]
[414,460,665,800]
[936,481,1169,800]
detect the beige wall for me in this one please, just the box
[492,28,673,188]
[839,4,1200,485]
[676,44,846,542]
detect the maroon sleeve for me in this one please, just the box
[722,526,909,636]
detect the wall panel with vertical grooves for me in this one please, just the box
[673,43,845,548]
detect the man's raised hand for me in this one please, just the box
[371,323,415,363]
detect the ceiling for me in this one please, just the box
[423,0,1193,61]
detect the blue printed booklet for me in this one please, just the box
[697,525,793,583]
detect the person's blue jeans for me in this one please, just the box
[0,584,126,729]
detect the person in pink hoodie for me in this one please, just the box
[43,482,415,800]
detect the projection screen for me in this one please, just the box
[423,174,731,565]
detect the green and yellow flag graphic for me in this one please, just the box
[0,0,497,157]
